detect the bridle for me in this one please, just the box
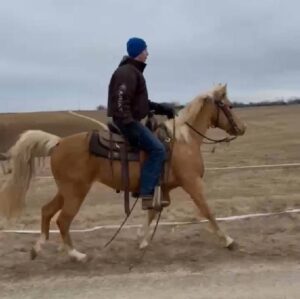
[185,99,239,144]
[215,100,241,135]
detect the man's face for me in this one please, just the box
[135,48,149,63]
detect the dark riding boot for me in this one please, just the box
[141,191,170,210]
[131,191,140,198]
[141,195,154,210]
[131,193,155,210]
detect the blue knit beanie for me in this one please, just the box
[127,37,147,58]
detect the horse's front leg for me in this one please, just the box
[182,176,235,249]
[138,209,158,249]
[138,190,171,249]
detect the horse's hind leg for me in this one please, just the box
[56,183,91,262]
[31,192,64,260]
[183,177,234,248]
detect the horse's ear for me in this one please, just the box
[219,83,226,92]
[217,84,227,98]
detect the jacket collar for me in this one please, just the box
[119,56,147,73]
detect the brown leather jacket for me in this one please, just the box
[107,56,150,124]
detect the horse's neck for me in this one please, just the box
[165,105,211,144]
[186,106,211,144]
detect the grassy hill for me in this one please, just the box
[0,110,108,152]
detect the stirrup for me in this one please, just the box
[142,196,154,210]
[141,186,170,211]
[152,186,163,211]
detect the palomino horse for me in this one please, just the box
[0,84,246,262]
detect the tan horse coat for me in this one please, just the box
[0,84,246,262]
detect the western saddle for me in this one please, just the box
[89,114,172,215]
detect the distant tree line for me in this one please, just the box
[231,98,300,108]
[97,98,300,111]
[96,104,106,110]
[172,98,300,110]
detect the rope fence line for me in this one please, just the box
[25,161,300,180]
[67,110,108,130]
[1,161,299,233]
[2,208,300,234]
[206,162,300,171]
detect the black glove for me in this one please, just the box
[160,103,175,119]
[149,101,176,119]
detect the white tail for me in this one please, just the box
[0,130,60,219]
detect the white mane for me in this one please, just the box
[165,85,226,142]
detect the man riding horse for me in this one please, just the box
[107,37,175,210]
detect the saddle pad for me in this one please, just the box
[89,130,140,161]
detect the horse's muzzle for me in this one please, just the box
[234,123,247,136]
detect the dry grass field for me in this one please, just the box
[0,105,300,298]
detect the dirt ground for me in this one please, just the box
[0,105,300,298]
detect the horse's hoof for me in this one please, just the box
[69,249,88,263]
[77,254,88,263]
[81,254,88,263]
[30,248,37,260]
[139,240,149,250]
[57,244,65,253]
[137,228,144,240]
[227,241,239,251]
[70,255,88,263]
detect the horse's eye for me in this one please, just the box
[229,105,233,109]
[218,100,225,107]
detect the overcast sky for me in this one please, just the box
[1,0,300,112]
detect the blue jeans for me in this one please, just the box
[114,120,166,196]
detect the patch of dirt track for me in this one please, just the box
[0,213,300,298]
